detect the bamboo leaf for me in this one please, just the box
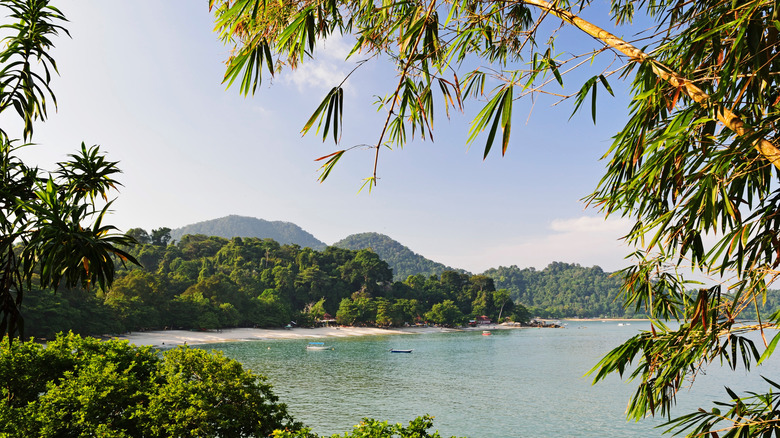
[501,86,513,156]
[315,150,345,182]
[569,76,597,120]
[483,97,504,159]
[302,87,342,143]
[599,75,614,96]
[758,332,780,365]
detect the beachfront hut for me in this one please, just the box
[318,313,337,327]
[476,315,492,325]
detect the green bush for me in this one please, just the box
[0,332,299,437]
[272,415,462,438]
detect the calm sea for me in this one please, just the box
[203,321,780,437]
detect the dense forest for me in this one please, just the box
[21,231,527,339]
[22,227,780,340]
[483,263,636,318]
[21,232,780,339]
[333,232,467,280]
[484,263,780,319]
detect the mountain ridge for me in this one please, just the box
[170,216,465,280]
[333,231,469,280]
[169,215,327,250]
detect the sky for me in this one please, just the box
[15,1,644,275]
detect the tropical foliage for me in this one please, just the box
[0,0,136,340]
[21,233,531,338]
[0,332,299,437]
[39,229,780,336]
[212,0,780,434]
[334,232,466,280]
[273,415,461,438]
[484,262,636,318]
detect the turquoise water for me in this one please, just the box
[204,322,780,437]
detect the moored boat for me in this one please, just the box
[482,330,492,336]
[389,349,413,353]
[306,342,334,350]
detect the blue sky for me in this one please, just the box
[18,1,643,274]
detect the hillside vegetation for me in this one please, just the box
[24,233,779,339]
[334,232,467,280]
[169,215,326,249]
[22,234,528,338]
[483,262,638,318]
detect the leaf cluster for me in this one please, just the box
[212,0,606,183]
[212,0,780,434]
[273,414,462,438]
[19,235,530,337]
[0,332,300,437]
[0,0,139,340]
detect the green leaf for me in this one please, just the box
[757,332,780,365]
[569,76,597,121]
[314,149,345,182]
[500,86,513,156]
[483,97,504,159]
[599,75,614,96]
[302,87,343,143]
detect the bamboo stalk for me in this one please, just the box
[524,0,780,170]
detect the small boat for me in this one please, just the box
[306,342,334,351]
[389,349,413,353]
[482,330,492,336]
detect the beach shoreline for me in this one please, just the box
[560,317,648,322]
[114,324,520,348]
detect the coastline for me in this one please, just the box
[114,324,519,348]
[561,317,648,322]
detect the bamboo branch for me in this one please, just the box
[523,0,780,171]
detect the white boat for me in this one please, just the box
[306,342,334,351]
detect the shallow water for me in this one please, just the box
[204,321,780,437]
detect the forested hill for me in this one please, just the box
[170,215,326,250]
[23,235,530,338]
[333,232,468,280]
[482,262,640,318]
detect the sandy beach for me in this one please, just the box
[116,326,451,348]
[115,324,517,348]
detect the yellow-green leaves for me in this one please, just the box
[758,332,780,365]
[277,6,317,62]
[223,38,274,96]
[0,0,67,141]
[303,86,344,143]
[314,149,344,183]
[468,85,513,159]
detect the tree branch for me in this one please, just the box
[524,0,780,171]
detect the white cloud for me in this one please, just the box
[317,35,353,61]
[285,61,348,92]
[440,216,636,273]
[549,216,632,235]
[282,35,354,92]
